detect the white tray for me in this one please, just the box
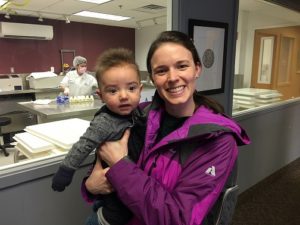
[13,132,55,153]
[25,118,90,150]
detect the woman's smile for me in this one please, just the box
[166,85,185,94]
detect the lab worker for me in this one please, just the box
[60,56,98,96]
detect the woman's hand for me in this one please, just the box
[85,157,114,195]
[99,129,130,166]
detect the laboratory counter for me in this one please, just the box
[0,88,60,96]
[17,99,103,123]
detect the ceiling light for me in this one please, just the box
[65,16,71,24]
[4,12,10,19]
[38,14,43,22]
[78,0,111,4]
[74,11,130,21]
[0,0,7,6]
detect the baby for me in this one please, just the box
[52,48,144,224]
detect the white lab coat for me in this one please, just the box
[60,70,98,96]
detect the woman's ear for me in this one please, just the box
[195,63,202,78]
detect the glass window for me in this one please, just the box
[234,0,300,113]
[257,37,274,84]
[0,1,168,171]
[277,36,294,85]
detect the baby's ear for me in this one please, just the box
[96,89,102,100]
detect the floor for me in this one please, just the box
[0,147,16,167]
[231,157,300,225]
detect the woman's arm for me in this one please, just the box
[101,134,238,225]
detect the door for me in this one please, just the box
[251,30,296,99]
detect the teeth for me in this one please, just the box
[168,86,184,93]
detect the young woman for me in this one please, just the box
[83,31,250,225]
[59,55,98,96]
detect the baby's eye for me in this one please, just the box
[129,85,138,91]
[106,88,117,94]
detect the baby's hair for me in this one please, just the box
[95,48,140,86]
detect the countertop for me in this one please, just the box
[0,88,60,96]
[17,99,103,121]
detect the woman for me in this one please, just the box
[60,55,98,96]
[83,31,250,225]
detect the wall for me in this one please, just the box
[172,0,239,114]
[0,16,135,74]
[135,24,166,71]
[234,99,300,192]
[0,160,92,225]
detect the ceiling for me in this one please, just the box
[0,0,168,28]
[239,0,300,24]
[1,0,300,29]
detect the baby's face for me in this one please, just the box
[98,65,142,115]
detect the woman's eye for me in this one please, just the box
[178,64,189,70]
[153,68,167,76]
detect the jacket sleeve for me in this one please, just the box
[62,116,106,169]
[106,133,238,225]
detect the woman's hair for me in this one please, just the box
[147,31,224,114]
[146,31,201,74]
[95,48,140,85]
[73,56,87,67]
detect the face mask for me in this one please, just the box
[78,67,87,74]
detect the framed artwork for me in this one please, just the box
[188,19,228,94]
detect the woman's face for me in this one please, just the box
[77,63,87,75]
[150,43,201,116]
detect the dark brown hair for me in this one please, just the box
[95,48,140,86]
[147,31,224,113]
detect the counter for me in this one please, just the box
[0,88,60,97]
[0,88,62,133]
[17,99,103,123]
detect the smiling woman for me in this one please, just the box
[82,31,250,225]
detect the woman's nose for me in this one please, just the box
[167,69,179,82]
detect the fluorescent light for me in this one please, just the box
[0,0,7,6]
[74,11,130,21]
[78,0,111,4]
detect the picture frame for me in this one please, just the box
[188,19,228,94]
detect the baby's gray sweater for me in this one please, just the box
[62,105,135,170]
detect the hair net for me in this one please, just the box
[73,56,87,67]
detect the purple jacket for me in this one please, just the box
[104,101,250,225]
